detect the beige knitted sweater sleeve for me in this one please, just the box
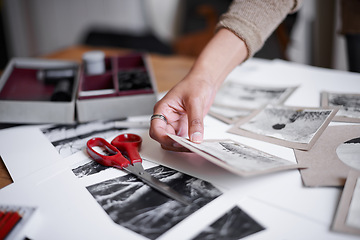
[217,0,302,59]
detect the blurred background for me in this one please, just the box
[0,0,356,72]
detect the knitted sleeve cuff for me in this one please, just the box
[216,0,302,59]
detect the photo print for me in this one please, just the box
[168,134,302,177]
[333,170,360,236]
[213,82,297,109]
[192,206,265,240]
[294,125,360,187]
[321,91,360,123]
[209,82,297,124]
[71,154,161,181]
[229,105,338,150]
[41,119,146,157]
[72,160,109,178]
[86,165,222,240]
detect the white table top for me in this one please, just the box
[0,59,359,240]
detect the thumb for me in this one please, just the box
[187,102,204,144]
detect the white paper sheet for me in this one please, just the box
[0,126,61,182]
[237,196,357,240]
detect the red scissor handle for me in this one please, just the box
[86,137,130,169]
[111,133,142,164]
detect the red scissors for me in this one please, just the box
[86,133,189,205]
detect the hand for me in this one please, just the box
[149,72,217,151]
[149,28,248,151]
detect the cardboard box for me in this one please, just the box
[0,53,158,124]
[76,53,157,122]
[0,58,79,124]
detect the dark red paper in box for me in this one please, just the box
[78,53,154,100]
[81,73,114,91]
[0,67,54,101]
[116,54,145,70]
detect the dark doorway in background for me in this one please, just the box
[0,3,9,69]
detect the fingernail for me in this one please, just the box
[173,142,182,148]
[191,132,202,143]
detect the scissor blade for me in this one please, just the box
[124,163,190,205]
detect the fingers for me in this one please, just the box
[149,78,209,151]
[149,95,186,150]
[149,113,174,146]
[186,99,204,144]
[150,118,190,151]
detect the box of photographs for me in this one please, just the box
[0,58,79,124]
[76,53,157,122]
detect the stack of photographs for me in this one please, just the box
[206,80,360,237]
[168,134,303,177]
[205,78,360,236]
[209,82,297,124]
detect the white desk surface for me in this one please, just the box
[0,59,359,240]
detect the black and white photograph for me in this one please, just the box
[168,134,301,177]
[41,119,147,157]
[72,160,109,178]
[229,105,338,150]
[86,165,222,240]
[213,82,297,110]
[336,137,360,171]
[192,206,265,240]
[41,120,126,157]
[321,91,360,123]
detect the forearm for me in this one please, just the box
[149,0,303,149]
[185,28,248,91]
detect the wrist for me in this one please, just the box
[188,28,248,89]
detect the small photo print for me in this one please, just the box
[86,165,222,240]
[213,82,297,110]
[229,105,338,150]
[72,160,108,178]
[192,206,265,240]
[321,91,360,123]
[168,134,300,177]
[41,120,128,157]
